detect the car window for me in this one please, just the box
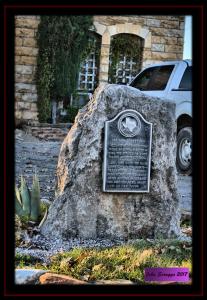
[131,65,174,91]
[131,67,157,90]
[178,66,192,90]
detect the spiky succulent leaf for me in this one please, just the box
[30,174,40,221]
[38,207,48,228]
[15,193,25,216]
[15,184,22,205]
[20,175,31,216]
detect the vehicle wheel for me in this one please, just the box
[176,127,192,175]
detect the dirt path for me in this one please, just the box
[177,175,192,216]
[15,130,62,201]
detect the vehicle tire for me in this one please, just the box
[176,127,192,175]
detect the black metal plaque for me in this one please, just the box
[103,109,152,192]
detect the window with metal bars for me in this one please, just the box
[108,34,144,85]
[109,54,140,84]
[77,33,101,93]
[78,52,98,91]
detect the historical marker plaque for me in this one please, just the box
[103,109,152,192]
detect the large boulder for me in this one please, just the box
[41,84,180,240]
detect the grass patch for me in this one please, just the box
[15,239,192,283]
[15,253,44,268]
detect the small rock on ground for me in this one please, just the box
[15,269,47,284]
[39,273,87,285]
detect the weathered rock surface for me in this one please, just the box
[41,84,181,240]
[39,273,87,285]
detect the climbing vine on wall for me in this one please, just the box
[109,34,144,84]
[36,16,94,122]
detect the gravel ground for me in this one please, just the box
[15,129,62,202]
[15,234,125,264]
[15,232,191,265]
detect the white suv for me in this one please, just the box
[129,60,192,175]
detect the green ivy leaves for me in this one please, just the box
[36,16,94,122]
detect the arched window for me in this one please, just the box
[108,34,144,84]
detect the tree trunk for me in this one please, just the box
[51,100,57,125]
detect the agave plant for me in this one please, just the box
[15,174,41,222]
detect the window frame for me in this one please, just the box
[178,66,192,91]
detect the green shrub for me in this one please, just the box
[36,16,94,122]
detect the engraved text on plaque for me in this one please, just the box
[103,109,152,192]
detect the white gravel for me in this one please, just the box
[15,231,191,265]
[15,234,125,264]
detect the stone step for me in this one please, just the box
[31,132,67,141]
[23,124,72,142]
[27,122,72,128]
[31,129,68,134]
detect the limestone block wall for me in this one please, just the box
[15,16,40,122]
[94,15,184,84]
[15,15,184,123]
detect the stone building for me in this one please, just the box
[15,15,184,123]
